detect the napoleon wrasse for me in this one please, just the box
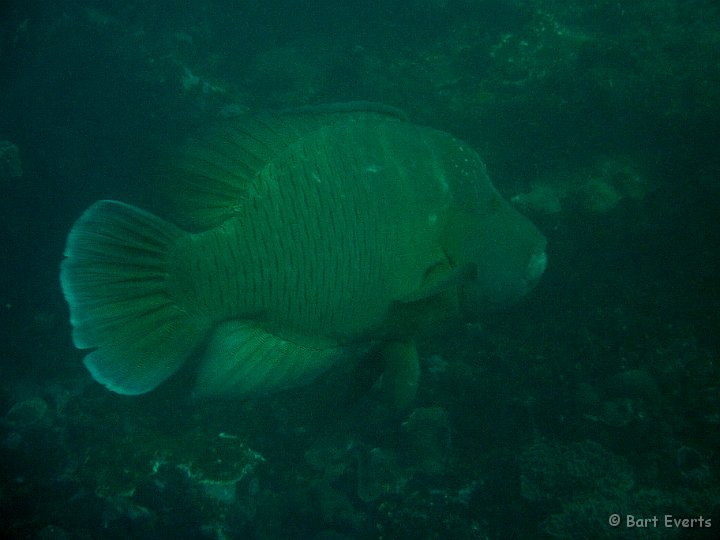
[60,103,546,403]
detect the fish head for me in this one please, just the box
[439,168,547,318]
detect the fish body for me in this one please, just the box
[60,104,546,399]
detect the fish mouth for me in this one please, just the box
[456,249,547,316]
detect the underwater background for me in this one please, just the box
[1,0,719,538]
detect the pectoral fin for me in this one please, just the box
[401,262,477,303]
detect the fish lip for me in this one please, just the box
[525,250,547,286]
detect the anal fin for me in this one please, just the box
[194,321,342,398]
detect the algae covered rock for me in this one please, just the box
[400,405,451,476]
[4,397,49,427]
[356,446,407,503]
[520,439,634,503]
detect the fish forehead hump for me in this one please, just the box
[338,116,497,217]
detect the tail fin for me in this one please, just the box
[60,200,210,395]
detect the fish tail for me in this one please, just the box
[60,200,211,394]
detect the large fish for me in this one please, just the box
[60,103,546,402]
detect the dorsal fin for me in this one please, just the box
[278,101,407,121]
[158,102,407,229]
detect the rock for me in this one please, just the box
[5,397,49,426]
[512,184,563,214]
[0,140,22,181]
[356,447,406,502]
[400,406,451,475]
